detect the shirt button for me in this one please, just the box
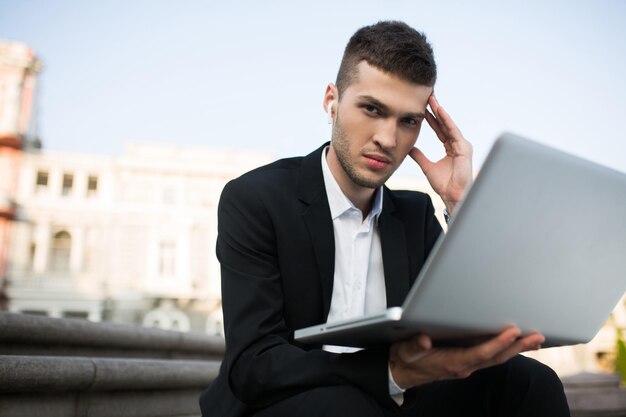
[355,282,362,290]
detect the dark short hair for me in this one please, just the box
[336,21,437,96]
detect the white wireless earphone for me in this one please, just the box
[327,101,334,125]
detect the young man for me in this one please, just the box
[200,21,570,416]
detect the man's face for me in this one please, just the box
[327,61,432,193]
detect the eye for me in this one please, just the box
[363,104,380,115]
[401,117,418,127]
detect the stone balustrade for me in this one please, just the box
[0,312,224,417]
[562,372,626,417]
[2,312,626,416]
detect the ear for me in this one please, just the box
[323,83,338,120]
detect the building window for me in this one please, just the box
[50,230,71,272]
[62,173,73,197]
[162,188,176,205]
[35,171,48,193]
[63,311,89,320]
[87,175,98,197]
[28,242,36,271]
[21,310,48,317]
[159,241,176,277]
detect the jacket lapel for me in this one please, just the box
[298,144,335,318]
[379,188,410,307]
[297,145,411,315]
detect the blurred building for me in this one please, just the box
[0,38,273,334]
[0,40,43,310]
[1,39,625,377]
[6,142,272,333]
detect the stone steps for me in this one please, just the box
[3,312,626,416]
[0,312,224,417]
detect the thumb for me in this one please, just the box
[409,147,433,175]
[393,334,432,363]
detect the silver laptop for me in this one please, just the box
[295,132,626,348]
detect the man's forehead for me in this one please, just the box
[344,62,433,111]
[351,61,432,89]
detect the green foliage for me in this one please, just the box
[615,329,626,385]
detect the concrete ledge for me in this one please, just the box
[0,389,202,417]
[0,313,223,416]
[4,312,625,416]
[563,373,626,417]
[0,312,225,359]
[0,355,220,392]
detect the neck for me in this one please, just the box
[326,147,376,218]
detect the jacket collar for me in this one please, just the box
[298,143,410,317]
[379,190,410,307]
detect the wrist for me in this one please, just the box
[443,208,454,225]
[389,359,411,390]
[389,359,431,389]
[442,198,457,213]
[388,362,407,395]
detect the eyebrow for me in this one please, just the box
[357,95,426,120]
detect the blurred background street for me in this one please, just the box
[1,0,625,379]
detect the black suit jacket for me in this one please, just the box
[199,144,442,416]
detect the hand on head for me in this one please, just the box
[409,95,474,214]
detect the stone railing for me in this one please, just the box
[0,312,224,417]
[562,372,626,417]
[2,311,626,416]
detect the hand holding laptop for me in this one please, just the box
[389,327,545,389]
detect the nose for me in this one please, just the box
[372,119,397,150]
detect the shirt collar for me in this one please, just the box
[321,146,383,221]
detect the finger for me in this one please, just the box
[484,333,546,368]
[433,105,463,140]
[409,147,434,174]
[429,108,472,159]
[425,110,448,144]
[429,95,463,138]
[395,341,424,364]
[415,333,433,351]
[524,332,546,350]
[394,334,431,363]
[464,327,522,367]
[428,94,441,115]
[429,95,449,134]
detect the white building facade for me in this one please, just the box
[7,143,272,334]
[5,138,625,375]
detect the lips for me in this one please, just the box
[364,153,391,169]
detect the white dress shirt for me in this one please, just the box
[320,148,405,402]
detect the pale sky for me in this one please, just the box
[1,0,625,180]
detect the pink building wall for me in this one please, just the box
[0,40,42,309]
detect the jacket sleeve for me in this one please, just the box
[424,193,443,260]
[216,178,396,410]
